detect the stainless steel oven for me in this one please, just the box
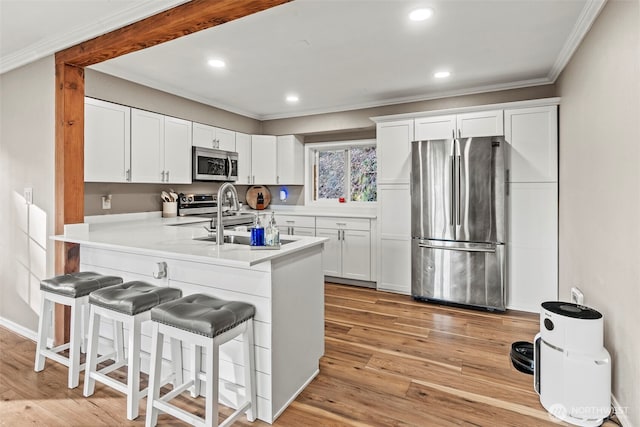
[192,147,238,181]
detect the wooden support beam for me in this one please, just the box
[53,0,290,343]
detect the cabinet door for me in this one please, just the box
[216,127,236,152]
[276,135,304,185]
[131,108,164,183]
[316,228,341,277]
[378,239,411,295]
[415,115,456,140]
[505,106,558,182]
[164,116,192,184]
[377,120,414,184]
[251,135,277,184]
[235,132,252,185]
[192,122,216,149]
[342,230,371,281]
[507,182,558,312]
[84,98,131,182]
[457,110,504,137]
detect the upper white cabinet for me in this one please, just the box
[248,134,303,185]
[415,110,504,140]
[376,119,414,184]
[251,135,278,184]
[192,122,235,151]
[85,98,131,182]
[235,132,252,185]
[276,135,304,185]
[505,105,558,183]
[131,108,192,184]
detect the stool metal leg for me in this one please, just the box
[243,319,257,422]
[146,322,164,427]
[34,295,52,372]
[83,304,101,397]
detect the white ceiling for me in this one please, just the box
[1,0,605,120]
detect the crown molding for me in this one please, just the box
[548,0,607,82]
[0,0,189,75]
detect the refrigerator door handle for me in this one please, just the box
[456,154,461,226]
[449,155,455,226]
[417,243,496,253]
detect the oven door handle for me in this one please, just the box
[226,155,232,180]
[417,243,495,253]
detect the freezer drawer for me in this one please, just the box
[411,239,505,311]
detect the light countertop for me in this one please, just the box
[53,217,327,268]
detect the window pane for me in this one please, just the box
[317,150,345,199]
[350,146,377,202]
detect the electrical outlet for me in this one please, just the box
[571,287,584,305]
[24,187,33,205]
[101,195,112,210]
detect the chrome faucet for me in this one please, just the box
[216,182,239,245]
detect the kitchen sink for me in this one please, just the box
[194,234,295,245]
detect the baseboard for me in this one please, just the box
[0,316,37,342]
[612,394,633,427]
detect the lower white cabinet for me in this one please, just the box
[507,182,558,312]
[316,217,371,281]
[276,214,315,236]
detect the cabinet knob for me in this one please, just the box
[153,261,167,279]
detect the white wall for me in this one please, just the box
[557,0,640,425]
[0,56,55,334]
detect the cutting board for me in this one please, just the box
[245,186,271,210]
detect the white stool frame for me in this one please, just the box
[83,304,183,420]
[34,290,96,388]
[146,319,257,427]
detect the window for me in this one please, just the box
[307,140,377,204]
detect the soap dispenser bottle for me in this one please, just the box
[250,213,264,246]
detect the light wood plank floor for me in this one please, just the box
[0,283,615,426]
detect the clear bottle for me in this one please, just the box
[267,212,280,246]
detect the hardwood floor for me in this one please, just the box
[0,284,613,426]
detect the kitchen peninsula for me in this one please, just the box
[53,216,327,423]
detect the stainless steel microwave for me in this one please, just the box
[192,147,238,181]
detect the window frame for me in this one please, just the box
[304,139,377,207]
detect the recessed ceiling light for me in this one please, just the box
[409,8,434,21]
[207,59,226,68]
[434,71,451,79]
[286,94,299,103]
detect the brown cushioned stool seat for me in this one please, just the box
[151,293,256,338]
[41,271,123,298]
[89,281,183,315]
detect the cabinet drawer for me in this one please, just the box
[275,214,316,228]
[316,216,370,231]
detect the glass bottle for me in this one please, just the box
[250,213,264,246]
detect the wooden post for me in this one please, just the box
[53,0,291,342]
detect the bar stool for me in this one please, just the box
[146,294,257,427]
[34,271,123,388]
[83,281,183,420]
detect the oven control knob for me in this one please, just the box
[180,196,187,203]
[187,196,194,203]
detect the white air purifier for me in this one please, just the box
[534,301,611,427]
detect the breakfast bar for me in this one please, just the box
[53,216,327,423]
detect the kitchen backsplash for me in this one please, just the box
[84,182,304,216]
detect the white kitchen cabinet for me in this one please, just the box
[505,105,558,183]
[377,184,412,294]
[131,108,192,183]
[415,110,504,140]
[235,132,252,185]
[192,122,235,151]
[251,135,278,185]
[507,182,558,312]
[316,217,371,281]
[275,214,315,236]
[84,98,131,182]
[376,119,414,184]
[276,135,304,185]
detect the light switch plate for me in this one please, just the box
[24,187,33,205]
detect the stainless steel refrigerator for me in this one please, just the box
[411,136,506,311]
